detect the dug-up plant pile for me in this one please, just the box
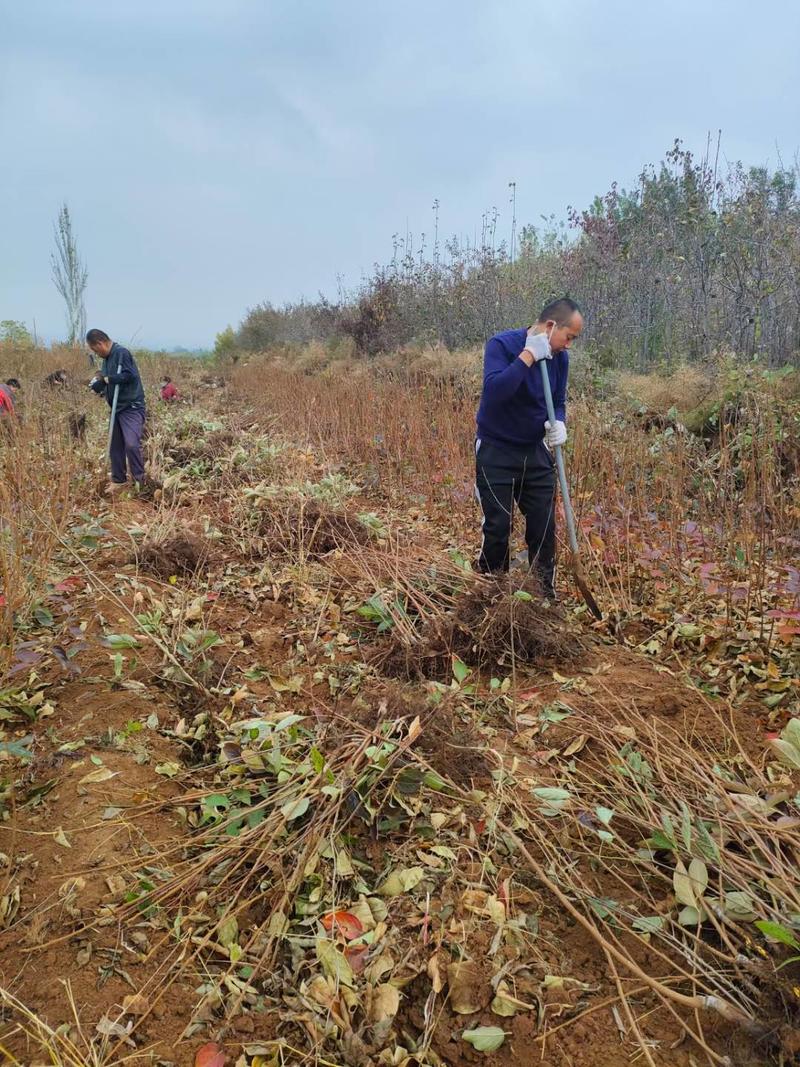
[168,428,238,467]
[134,530,207,578]
[95,692,800,1066]
[247,498,375,560]
[375,571,584,680]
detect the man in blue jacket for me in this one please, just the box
[87,328,147,491]
[475,297,584,598]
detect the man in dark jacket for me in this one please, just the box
[475,297,584,598]
[87,329,147,490]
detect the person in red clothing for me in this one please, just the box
[0,378,20,418]
[160,376,179,402]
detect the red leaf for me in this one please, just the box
[320,910,364,941]
[517,689,539,703]
[344,943,369,973]
[54,576,85,594]
[194,1043,226,1067]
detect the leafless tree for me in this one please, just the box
[51,203,88,346]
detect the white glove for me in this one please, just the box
[523,332,552,362]
[544,419,567,448]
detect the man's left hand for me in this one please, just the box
[544,419,567,448]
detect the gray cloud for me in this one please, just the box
[1,0,798,348]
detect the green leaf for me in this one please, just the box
[678,904,707,926]
[103,634,140,649]
[33,605,54,627]
[451,655,471,684]
[310,746,325,774]
[694,819,721,864]
[0,738,33,761]
[315,937,354,987]
[155,762,181,778]
[673,858,707,907]
[280,796,310,821]
[217,915,238,947]
[724,891,757,922]
[679,802,693,853]
[755,920,800,950]
[378,866,425,896]
[532,786,571,815]
[512,589,533,602]
[783,718,800,752]
[648,829,677,850]
[632,915,665,935]
[595,806,614,826]
[462,1027,507,1052]
[273,714,305,731]
[770,738,800,770]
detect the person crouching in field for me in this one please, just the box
[87,329,147,492]
[0,378,20,420]
[474,297,584,599]
[160,376,179,402]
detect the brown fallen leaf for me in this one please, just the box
[447,960,491,1014]
[562,734,587,757]
[79,767,117,785]
[105,874,127,896]
[369,982,401,1023]
[122,993,149,1015]
[427,952,443,993]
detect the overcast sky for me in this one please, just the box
[1,0,798,349]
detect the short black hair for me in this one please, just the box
[86,329,110,344]
[537,297,582,325]
[6,378,20,389]
[162,375,171,383]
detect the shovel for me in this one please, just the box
[105,358,122,464]
[538,360,602,619]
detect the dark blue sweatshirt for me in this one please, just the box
[91,343,146,411]
[475,327,568,449]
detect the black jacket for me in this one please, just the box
[91,343,146,411]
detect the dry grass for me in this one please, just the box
[230,351,800,629]
[2,342,798,1066]
[616,363,716,413]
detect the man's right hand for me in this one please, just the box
[519,331,552,366]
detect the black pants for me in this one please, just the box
[475,438,557,595]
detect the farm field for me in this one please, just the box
[0,347,799,1067]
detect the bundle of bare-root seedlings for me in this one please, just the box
[82,683,797,1067]
[345,543,585,679]
[241,495,376,561]
[131,512,208,579]
[500,697,800,1063]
